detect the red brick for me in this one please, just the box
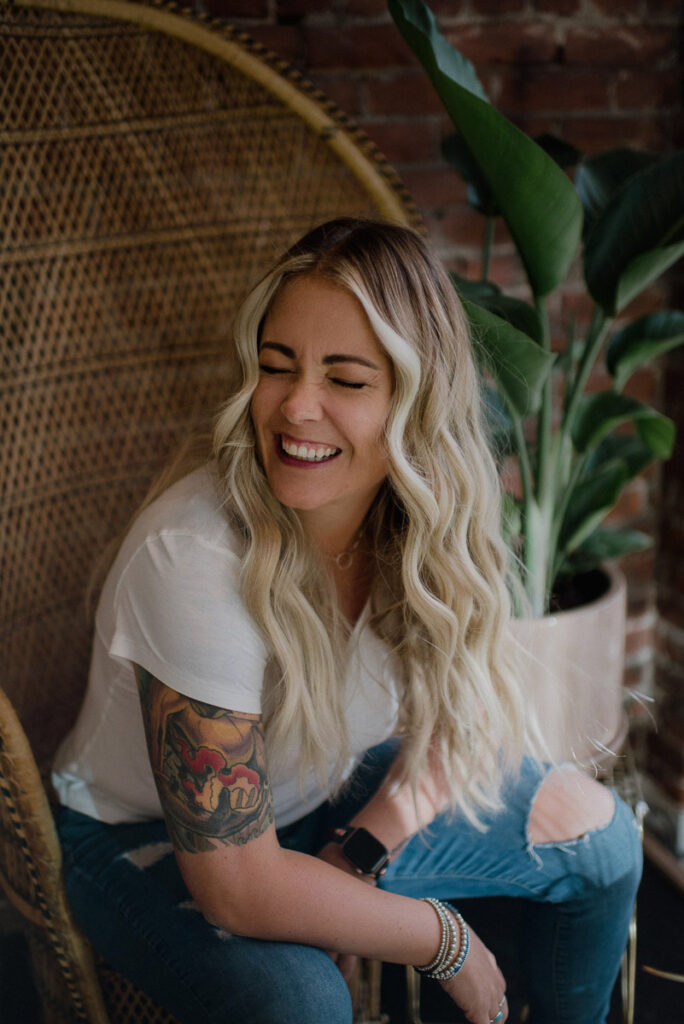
[623,663,650,690]
[621,366,660,405]
[462,251,526,289]
[445,23,558,66]
[591,0,645,14]
[564,116,670,153]
[623,547,658,584]
[345,0,390,15]
[358,118,436,163]
[654,663,684,699]
[309,73,361,115]
[440,204,500,249]
[610,481,649,521]
[532,0,580,12]
[658,600,684,634]
[428,0,468,16]
[657,627,684,665]
[498,68,614,114]
[616,69,682,111]
[471,0,526,13]
[245,24,303,64]
[204,0,269,16]
[363,71,444,116]
[645,760,684,804]
[304,24,417,69]
[560,292,599,331]
[619,285,669,319]
[276,0,333,17]
[647,0,682,13]
[565,27,676,67]
[401,165,468,207]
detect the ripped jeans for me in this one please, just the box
[57,744,642,1024]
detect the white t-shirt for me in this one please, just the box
[52,466,401,827]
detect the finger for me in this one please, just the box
[488,994,508,1023]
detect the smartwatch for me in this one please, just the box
[330,826,390,879]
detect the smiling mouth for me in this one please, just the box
[278,435,342,463]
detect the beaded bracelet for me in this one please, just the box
[415,898,470,982]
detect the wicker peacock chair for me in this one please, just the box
[0,1,421,1020]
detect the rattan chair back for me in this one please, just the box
[0,2,419,1020]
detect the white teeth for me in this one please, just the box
[281,438,339,462]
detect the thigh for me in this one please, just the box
[379,757,640,904]
[58,809,352,1024]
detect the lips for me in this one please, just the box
[277,434,342,465]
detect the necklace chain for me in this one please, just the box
[331,529,364,570]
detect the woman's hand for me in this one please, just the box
[439,924,507,1024]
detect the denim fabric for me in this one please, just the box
[57,743,641,1024]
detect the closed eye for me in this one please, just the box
[331,378,366,390]
[258,364,291,375]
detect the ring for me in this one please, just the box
[489,997,506,1023]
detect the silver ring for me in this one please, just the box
[490,1013,504,1023]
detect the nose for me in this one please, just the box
[279,377,323,423]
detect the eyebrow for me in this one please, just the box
[259,341,380,371]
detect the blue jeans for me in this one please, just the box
[57,745,642,1024]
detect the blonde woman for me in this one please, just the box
[53,220,641,1024]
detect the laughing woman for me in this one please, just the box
[53,219,641,1024]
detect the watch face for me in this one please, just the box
[344,828,388,875]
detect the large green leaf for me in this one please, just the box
[559,460,629,553]
[584,434,653,480]
[451,274,542,342]
[572,392,675,458]
[615,242,684,314]
[462,299,555,417]
[561,526,652,576]
[575,149,658,240]
[583,150,684,315]
[388,0,582,296]
[607,311,684,391]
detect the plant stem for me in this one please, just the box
[535,297,553,502]
[562,306,610,434]
[525,297,554,614]
[547,453,585,594]
[481,216,495,281]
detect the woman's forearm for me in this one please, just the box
[178,840,443,966]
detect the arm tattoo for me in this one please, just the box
[136,667,274,854]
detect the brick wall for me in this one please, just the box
[191,0,683,817]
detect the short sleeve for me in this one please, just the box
[108,531,268,714]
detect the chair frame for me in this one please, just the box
[1,1,418,1020]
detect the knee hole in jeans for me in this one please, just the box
[527,766,615,845]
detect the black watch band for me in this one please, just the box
[331,826,390,879]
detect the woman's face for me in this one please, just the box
[251,274,393,533]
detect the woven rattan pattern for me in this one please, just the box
[1,0,420,773]
[1,2,419,1021]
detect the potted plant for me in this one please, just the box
[388,0,684,763]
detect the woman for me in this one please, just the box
[53,219,642,1024]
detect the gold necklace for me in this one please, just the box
[331,529,364,571]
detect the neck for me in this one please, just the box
[297,511,368,563]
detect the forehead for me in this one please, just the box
[263,274,386,357]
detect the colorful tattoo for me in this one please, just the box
[136,667,274,853]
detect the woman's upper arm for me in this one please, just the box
[135,665,274,856]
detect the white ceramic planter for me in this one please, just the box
[511,565,628,771]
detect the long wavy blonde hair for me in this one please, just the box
[212,219,535,823]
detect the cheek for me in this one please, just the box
[250,385,271,435]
